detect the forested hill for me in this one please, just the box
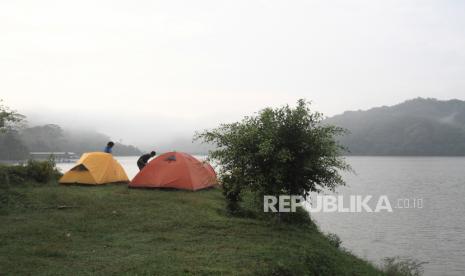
[0,124,142,160]
[325,98,465,156]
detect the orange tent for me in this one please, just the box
[129,152,218,191]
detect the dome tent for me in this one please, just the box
[129,152,218,191]
[60,152,129,185]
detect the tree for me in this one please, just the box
[0,130,29,160]
[196,99,350,218]
[0,100,24,132]
[0,100,29,160]
[20,124,66,152]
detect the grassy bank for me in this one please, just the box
[0,182,383,275]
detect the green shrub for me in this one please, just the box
[382,257,426,276]
[326,233,342,249]
[196,99,350,222]
[25,158,61,183]
[0,158,61,186]
[2,164,28,185]
[0,165,9,186]
[0,159,61,211]
[221,173,243,214]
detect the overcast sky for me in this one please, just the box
[1,0,464,146]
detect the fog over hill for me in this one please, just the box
[4,97,465,159]
[0,123,142,160]
[138,97,465,156]
[325,98,465,156]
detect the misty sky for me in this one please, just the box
[1,0,465,147]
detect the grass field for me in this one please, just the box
[0,182,384,275]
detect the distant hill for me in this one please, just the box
[325,98,465,156]
[20,124,142,156]
[0,124,142,160]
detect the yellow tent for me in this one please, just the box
[60,152,129,185]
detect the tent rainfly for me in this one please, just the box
[129,152,217,191]
[60,152,129,185]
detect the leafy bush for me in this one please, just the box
[0,158,61,187]
[25,158,61,183]
[326,233,342,249]
[0,158,61,211]
[196,99,350,220]
[0,164,26,186]
[382,257,426,276]
[0,166,9,188]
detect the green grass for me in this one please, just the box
[0,183,383,275]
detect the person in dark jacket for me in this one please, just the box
[104,141,114,154]
[137,151,156,170]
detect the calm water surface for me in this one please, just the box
[57,156,465,275]
[311,157,465,276]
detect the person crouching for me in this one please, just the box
[137,151,156,170]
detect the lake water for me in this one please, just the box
[57,156,465,275]
[311,157,465,276]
